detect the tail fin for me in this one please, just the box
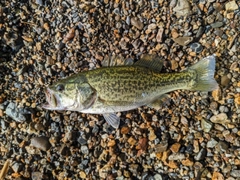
[188,55,218,91]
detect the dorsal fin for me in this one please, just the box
[134,54,163,72]
[102,55,134,67]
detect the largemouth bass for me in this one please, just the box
[43,55,218,128]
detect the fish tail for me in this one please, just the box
[188,55,218,91]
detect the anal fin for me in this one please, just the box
[103,113,120,129]
[147,94,170,110]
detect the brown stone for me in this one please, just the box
[136,137,148,151]
[171,29,179,38]
[148,129,157,141]
[212,171,224,180]
[107,140,116,147]
[171,60,179,70]
[128,137,137,146]
[235,93,240,105]
[120,126,130,134]
[182,158,194,166]
[170,143,181,153]
[212,88,222,101]
[167,160,178,169]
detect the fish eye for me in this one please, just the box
[56,84,65,92]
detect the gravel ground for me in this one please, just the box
[0,0,240,179]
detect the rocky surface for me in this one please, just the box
[0,0,239,179]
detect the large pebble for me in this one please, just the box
[173,36,193,46]
[190,43,203,53]
[210,113,230,125]
[31,172,43,180]
[6,102,26,122]
[12,162,23,172]
[230,170,240,178]
[173,0,191,17]
[207,138,218,148]
[154,174,163,180]
[30,136,51,151]
[216,141,229,152]
[211,22,224,28]
[131,17,144,30]
[225,1,238,11]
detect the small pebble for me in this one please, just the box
[201,119,212,132]
[216,141,229,152]
[155,141,168,153]
[81,145,89,155]
[195,148,207,161]
[170,143,181,153]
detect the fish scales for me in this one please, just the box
[85,66,195,103]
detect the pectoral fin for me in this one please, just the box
[103,113,120,129]
[78,83,97,109]
[134,54,163,72]
[148,94,170,110]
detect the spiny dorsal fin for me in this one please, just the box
[102,55,134,67]
[134,54,163,72]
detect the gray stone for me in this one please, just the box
[81,145,89,155]
[211,22,224,28]
[195,148,207,161]
[6,102,26,122]
[207,138,218,148]
[31,172,43,180]
[230,170,240,177]
[154,174,163,180]
[12,162,23,173]
[190,43,203,53]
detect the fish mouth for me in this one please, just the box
[42,88,63,110]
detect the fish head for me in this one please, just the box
[42,79,97,111]
[42,82,79,111]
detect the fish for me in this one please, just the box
[42,54,218,128]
